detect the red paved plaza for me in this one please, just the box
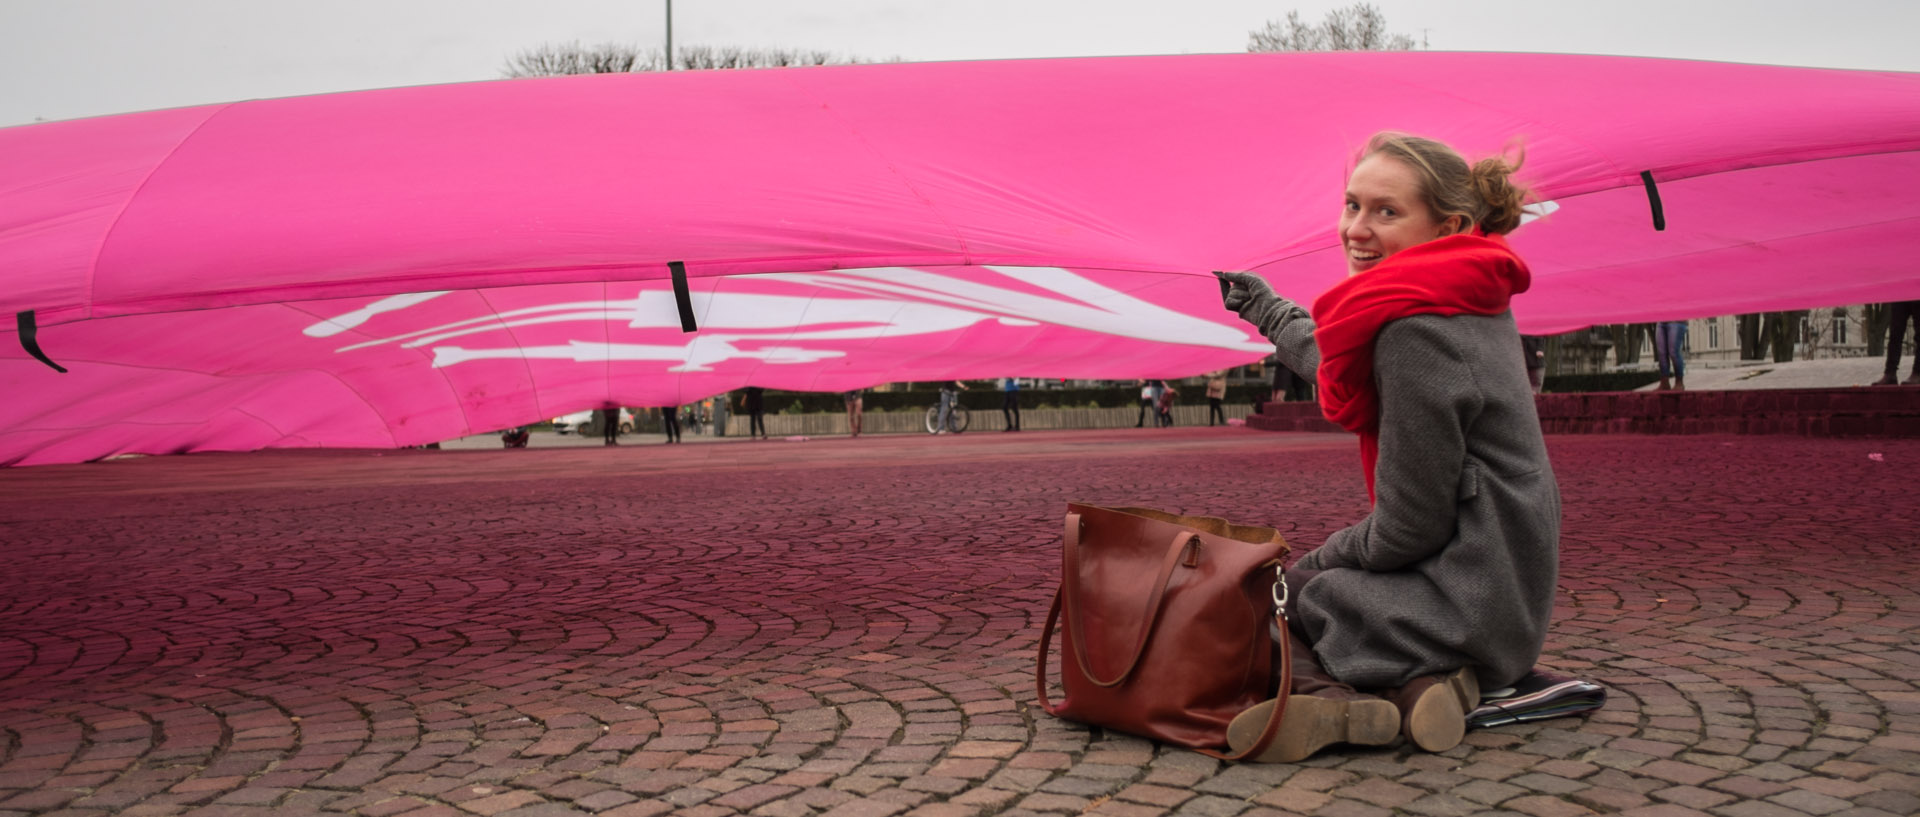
[2,429,1918,817]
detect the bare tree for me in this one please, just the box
[672,44,855,70]
[1863,302,1889,357]
[1604,323,1654,365]
[503,42,647,76]
[1248,3,1424,53]
[1764,310,1808,363]
[1801,309,1835,360]
[1738,313,1767,360]
[503,41,879,78]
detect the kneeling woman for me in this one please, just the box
[1221,132,1560,762]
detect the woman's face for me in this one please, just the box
[1340,154,1457,276]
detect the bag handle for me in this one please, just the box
[1036,554,1295,762]
[1198,565,1291,761]
[1061,513,1199,687]
[1035,584,1068,713]
[1037,512,1187,706]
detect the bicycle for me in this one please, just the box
[681,406,709,435]
[924,399,971,434]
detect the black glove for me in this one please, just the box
[1220,270,1318,373]
[1218,270,1288,336]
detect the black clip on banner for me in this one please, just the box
[17,311,68,373]
[1640,171,1666,232]
[669,261,697,333]
[1213,270,1233,308]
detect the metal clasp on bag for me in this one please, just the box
[1271,567,1289,615]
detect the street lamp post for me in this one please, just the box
[665,0,673,70]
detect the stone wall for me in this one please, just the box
[1245,388,1920,437]
[725,403,1256,437]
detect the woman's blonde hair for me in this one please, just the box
[1362,132,1530,236]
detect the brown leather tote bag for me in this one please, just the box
[1036,504,1294,759]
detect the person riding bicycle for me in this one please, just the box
[500,425,530,448]
[936,380,969,434]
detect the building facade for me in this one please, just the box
[1685,306,1874,365]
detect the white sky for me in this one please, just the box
[2,0,1917,128]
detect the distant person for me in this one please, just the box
[843,389,865,438]
[600,407,620,446]
[738,387,767,439]
[1874,300,1920,385]
[1205,370,1229,426]
[1155,380,1177,427]
[1274,359,1314,402]
[706,396,725,437]
[661,405,681,444]
[1521,335,1547,393]
[1653,321,1687,391]
[1001,377,1022,432]
[1135,379,1154,427]
[936,380,968,434]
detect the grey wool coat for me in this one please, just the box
[1258,298,1561,690]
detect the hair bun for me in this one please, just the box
[1469,156,1529,235]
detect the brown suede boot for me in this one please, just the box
[1225,628,1398,762]
[1386,667,1480,753]
[1226,687,1401,762]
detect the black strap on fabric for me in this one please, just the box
[16,311,68,373]
[669,260,697,333]
[1640,171,1667,231]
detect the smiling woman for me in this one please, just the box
[1342,133,1529,276]
[1218,131,1558,763]
[1339,154,1443,275]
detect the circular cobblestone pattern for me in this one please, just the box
[1,430,1917,817]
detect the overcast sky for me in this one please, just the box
[3,0,1917,128]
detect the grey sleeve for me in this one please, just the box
[1249,297,1321,382]
[1297,318,1482,572]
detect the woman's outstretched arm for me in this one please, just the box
[1221,271,1320,379]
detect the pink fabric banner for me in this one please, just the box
[0,266,1266,465]
[2,52,1917,464]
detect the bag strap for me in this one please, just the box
[1060,513,1200,687]
[1033,514,1083,713]
[1035,583,1067,714]
[1199,563,1293,760]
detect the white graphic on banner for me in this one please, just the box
[303,291,451,337]
[1518,200,1559,226]
[430,339,847,371]
[304,266,1269,370]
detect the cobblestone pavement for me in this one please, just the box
[2,430,1917,817]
